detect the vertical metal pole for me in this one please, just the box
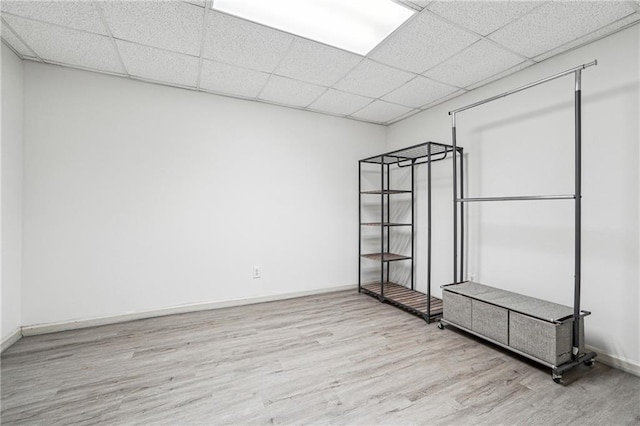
[358,161,362,293]
[380,159,385,298]
[411,159,415,290]
[452,114,458,283]
[427,145,432,317]
[460,147,465,281]
[386,163,391,286]
[573,70,582,358]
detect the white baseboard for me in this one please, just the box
[22,284,356,337]
[1,327,22,353]
[585,345,640,377]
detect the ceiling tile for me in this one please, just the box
[350,100,413,124]
[427,1,540,36]
[200,59,270,98]
[3,15,123,73]
[98,1,203,56]
[533,13,640,62]
[259,75,326,108]
[1,22,35,58]
[333,59,414,98]
[369,12,478,73]
[465,61,530,91]
[116,40,199,87]
[382,76,458,108]
[309,89,373,116]
[1,0,107,35]
[274,39,362,87]
[424,40,525,88]
[203,11,293,73]
[420,88,467,110]
[489,1,637,58]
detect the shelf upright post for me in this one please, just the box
[386,163,391,286]
[358,161,362,293]
[427,144,432,318]
[411,158,415,291]
[380,157,385,299]
[573,70,582,359]
[451,113,458,284]
[460,147,464,281]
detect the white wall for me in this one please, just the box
[387,25,640,369]
[1,43,24,342]
[12,23,640,373]
[22,63,385,326]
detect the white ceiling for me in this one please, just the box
[2,1,639,125]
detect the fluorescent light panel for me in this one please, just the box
[211,0,415,56]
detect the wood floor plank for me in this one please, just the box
[2,290,639,425]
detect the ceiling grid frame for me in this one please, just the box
[92,2,129,78]
[1,0,108,35]
[1,16,42,61]
[422,39,527,89]
[419,8,539,70]
[253,35,296,100]
[369,11,480,75]
[100,1,204,57]
[195,0,211,89]
[300,57,369,116]
[1,36,24,59]
[289,0,430,118]
[2,13,125,74]
[0,0,638,125]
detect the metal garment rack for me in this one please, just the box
[445,61,598,381]
[358,141,463,323]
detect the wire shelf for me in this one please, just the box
[362,282,443,318]
[360,222,411,227]
[360,141,458,164]
[360,189,411,195]
[361,253,411,262]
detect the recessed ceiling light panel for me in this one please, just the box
[211,0,415,56]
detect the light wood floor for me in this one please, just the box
[2,290,639,425]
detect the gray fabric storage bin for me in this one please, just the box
[472,300,508,345]
[443,291,471,329]
[509,312,584,365]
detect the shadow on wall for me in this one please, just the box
[470,82,639,132]
[454,80,639,303]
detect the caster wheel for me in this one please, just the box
[584,359,595,367]
[553,377,562,384]
[437,321,445,330]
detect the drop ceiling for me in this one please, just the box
[2,1,639,125]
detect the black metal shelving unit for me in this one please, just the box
[358,141,463,323]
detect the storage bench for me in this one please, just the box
[440,282,589,372]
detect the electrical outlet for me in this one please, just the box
[469,273,475,282]
[252,266,261,279]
